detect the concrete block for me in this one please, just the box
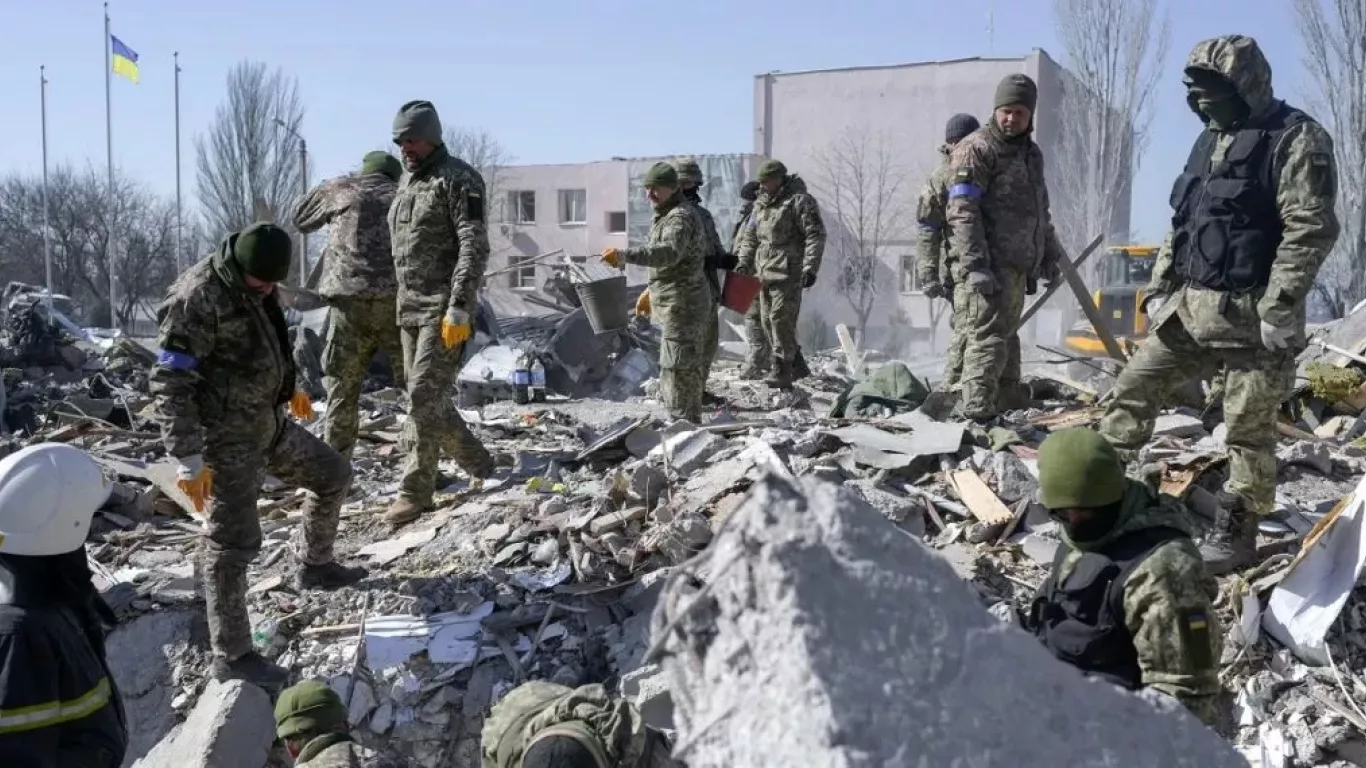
[655,475,1247,768]
[107,609,197,764]
[132,680,274,768]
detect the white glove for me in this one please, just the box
[1260,320,1294,350]
[174,454,204,481]
[1142,293,1166,316]
[444,306,471,327]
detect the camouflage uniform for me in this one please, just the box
[731,196,770,373]
[150,245,352,662]
[736,168,826,387]
[619,186,709,422]
[293,166,402,458]
[294,735,390,767]
[675,160,725,387]
[1099,36,1339,533]
[946,76,1066,419]
[388,102,494,507]
[481,681,679,768]
[917,142,969,389]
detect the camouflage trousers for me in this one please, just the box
[958,268,1026,418]
[399,321,492,503]
[659,334,705,423]
[701,299,720,384]
[1099,315,1294,516]
[941,286,968,390]
[322,294,404,458]
[758,280,803,367]
[742,299,770,371]
[200,417,352,660]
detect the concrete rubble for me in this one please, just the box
[7,295,1366,766]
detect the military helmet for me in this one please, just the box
[673,158,704,186]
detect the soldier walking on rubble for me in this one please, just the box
[915,113,981,391]
[293,151,405,460]
[602,162,709,423]
[946,74,1068,421]
[736,159,826,390]
[150,222,367,689]
[385,100,496,527]
[1098,35,1339,575]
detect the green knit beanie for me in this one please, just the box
[232,222,292,282]
[392,100,443,144]
[643,161,678,188]
[274,680,347,740]
[757,159,787,181]
[995,73,1038,111]
[1037,428,1126,509]
[361,151,402,181]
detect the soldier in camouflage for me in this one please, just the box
[673,158,729,404]
[385,100,495,527]
[731,181,770,378]
[1025,429,1222,725]
[915,113,981,390]
[149,223,367,690]
[602,163,709,423]
[1099,35,1340,574]
[275,680,393,767]
[293,151,404,459]
[481,681,681,767]
[736,159,826,389]
[947,74,1067,420]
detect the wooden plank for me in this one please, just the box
[1018,233,1105,328]
[1057,249,1128,363]
[948,469,1014,525]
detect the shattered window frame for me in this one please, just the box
[606,210,627,234]
[558,189,588,225]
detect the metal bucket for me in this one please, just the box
[574,274,630,334]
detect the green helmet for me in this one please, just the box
[673,158,703,186]
[274,680,347,740]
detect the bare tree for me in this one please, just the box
[194,61,304,272]
[443,127,515,220]
[811,130,912,339]
[1051,0,1171,260]
[1296,0,1366,318]
[0,166,179,326]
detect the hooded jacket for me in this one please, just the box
[735,175,827,285]
[1150,35,1339,349]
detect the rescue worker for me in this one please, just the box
[385,100,495,527]
[1025,428,1222,725]
[915,113,981,391]
[1098,35,1339,574]
[946,74,1067,420]
[602,163,709,423]
[150,222,366,688]
[736,159,827,389]
[292,150,405,459]
[275,680,390,766]
[0,444,127,767]
[480,681,680,767]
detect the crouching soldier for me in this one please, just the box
[1025,428,1222,725]
[275,680,393,766]
[481,681,680,767]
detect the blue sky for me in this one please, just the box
[0,0,1311,243]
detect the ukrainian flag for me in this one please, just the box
[111,36,139,84]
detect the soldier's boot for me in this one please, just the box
[296,561,368,591]
[792,348,812,380]
[764,357,794,390]
[738,358,768,380]
[212,651,288,691]
[1199,491,1260,576]
[384,496,431,527]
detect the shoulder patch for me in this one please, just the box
[466,191,484,222]
[1311,152,1331,167]
[1180,609,1214,670]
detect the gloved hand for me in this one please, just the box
[1142,292,1167,316]
[921,281,945,300]
[1261,320,1294,351]
[635,289,651,318]
[601,247,621,269]
[967,270,998,294]
[175,455,214,513]
[1039,259,1061,286]
[441,306,472,349]
[801,271,817,289]
[704,251,740,271]
[289,391,314,421]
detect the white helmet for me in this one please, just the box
[0,444,110,556]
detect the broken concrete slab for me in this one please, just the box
[1154,413,1207,439]
[107,609,198,763]
[132,680,274,768]
[655,475,1246,768]
[651,429,727,475]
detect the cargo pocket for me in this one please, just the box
[659,339,681,369]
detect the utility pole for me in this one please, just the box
[174,52,183,272]
[41,66,52,314]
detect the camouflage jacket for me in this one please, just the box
[731,200,754,252]
[736,175,826,284]
[292,172,399,300]
[481,682,679,768]
[1150,35,1339,349]
[1055,482,1222,725]
[914,144,955,289]
[619,195,710,340]
[683,195,725,300]
[295,733,393,767]
[945,122,1066,279]
[387,145,491,326]
[149,240,296,459]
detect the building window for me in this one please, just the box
[509,254,537,291]
[558,189,587,225]
[606,211,627,234]
[506,190,535,224]
[900,254,918,294]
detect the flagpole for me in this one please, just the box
[104,2,117,330]
[41,66,53,314]
[174,52,182,273]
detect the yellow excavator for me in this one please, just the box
[1062,244,1159,359]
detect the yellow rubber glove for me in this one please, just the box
[289,391,314,421]
[601,247,621,269]
[441,318,472,349]
[635,289,651,318]
[174,457,214,514]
